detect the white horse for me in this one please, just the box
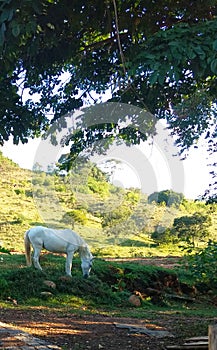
[24,226,93,277]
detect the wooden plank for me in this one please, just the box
[166,344,208,349]
[186,337,208,342]
[183,341,208,346]
[209,325,217,350]
[166,334,209,349]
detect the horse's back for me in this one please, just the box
[27,226,86,252]
[55,228,85,246]
[27,226,47,245]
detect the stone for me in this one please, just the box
[40,291,53,297]
[128,294,141,307]
[43,280,56,289]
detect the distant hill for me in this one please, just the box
[0,151,216,256]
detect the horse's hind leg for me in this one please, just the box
[32,247,43,271]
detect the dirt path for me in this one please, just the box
[1,307,215,350]
[105,256,182,269]
[0,308,208,350]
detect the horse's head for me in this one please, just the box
[81,258,93,278]
[80,246,93,278]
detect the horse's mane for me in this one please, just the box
[52,228,91,258]
[79,245,92,259]
[79,244,88,255]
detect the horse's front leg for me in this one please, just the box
[65,251,74,276]
[32,247,43,271]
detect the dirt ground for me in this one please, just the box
[0,257,215,349]
[0,308,206,349]
[0,308,215,350]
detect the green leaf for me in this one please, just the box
[0,22,6,46]
[0,9,13,22]
[193,46,206,59]
[32,2,42,14]
[212,39,217,51]
[12,22,20,37]
[210,59,217,73]
[149,72,158,85]
[186,48,196,59]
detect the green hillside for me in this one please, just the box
[0,151,216,256]
[0,152,42,250]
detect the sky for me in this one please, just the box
[1,128,212,200]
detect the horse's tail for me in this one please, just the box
[24,230,32,267]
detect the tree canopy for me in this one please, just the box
[148,190,184,207]
[173,212,212,246]
[0,0,216,186]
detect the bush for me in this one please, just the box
[148,190,184,207]
[25,190,33,197]
[151,227,178,245]
[185,240,217,288]
[0,278,9,298]
[0,269,46,302]
[14,188,25,195]
[62,210,87,225]
[32,177,44,185]
[43,178,53,186]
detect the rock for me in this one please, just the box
[128,294,141,307]
[43,280,56,289]
[58,276,72,282]
[40,291,53,298]
[114,323,174,338]
[7,297,18,306]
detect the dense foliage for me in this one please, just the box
[186,240,217,288]
[148,190,184,207]
[152,211,213,246]
[0,0,216,171]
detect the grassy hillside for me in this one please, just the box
[0,152,42,250]
[0,151,216,256]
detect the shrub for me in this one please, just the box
[43,178,53,186]
[148,190,184,207]
[32,177,44,185]
[62,210,87,226]
[14,188,25,195]
[0,278,10,298]
[185,240,217,288]
[25,190,33,197]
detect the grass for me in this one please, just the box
[1,251,217,348]
[0,252,216,320]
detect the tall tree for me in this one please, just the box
[0,0,216,184]
[173,212,212,246]
[148,190,184,207]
